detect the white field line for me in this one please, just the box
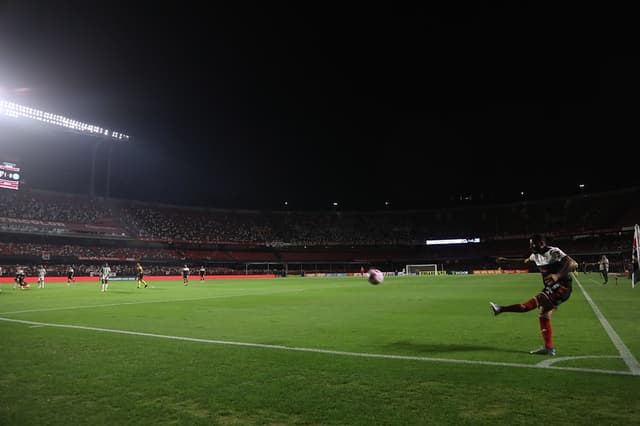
[536,355,621,368]
[0,316,635,377]
[573,273,640,375]
[0,288,305,315]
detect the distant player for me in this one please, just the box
[100,262,111,292]
[37,265,47,289]
[599,255,609,285]
[67,266,75,285]
[15,266,29,289]
[632,253,639,289]
[199,265,205,281]
[136,262,148,288]
[182,264,190,286]
[490,234,578,356]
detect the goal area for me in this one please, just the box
[406,264,441,276]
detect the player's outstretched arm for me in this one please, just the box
[496,256,528,264]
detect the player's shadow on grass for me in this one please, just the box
[387,340,523,354]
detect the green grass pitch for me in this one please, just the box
[1,273,639,425]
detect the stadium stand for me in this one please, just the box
[1,186,639,277]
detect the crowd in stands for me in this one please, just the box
[2,187,638,246]
[0,241,179,260]
[0,190,115,224]
[1,187,639,275]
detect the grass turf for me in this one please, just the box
[1,273,639,424]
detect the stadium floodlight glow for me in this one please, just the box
[0,99,130,141]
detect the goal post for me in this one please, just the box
[406,264,441,276]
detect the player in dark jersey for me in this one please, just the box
[67,266,75,285]
[490,234,578,356]
[199,266,205,281]
[15,266,28,289]
[136,262,148,288]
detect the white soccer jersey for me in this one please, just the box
[38,268,46,279]
[599,257,609,271]
[101,266,111,279]
[528,246,566,267]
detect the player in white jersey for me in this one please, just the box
[599,255,609,285]
[100,262,112,292]
[490,234,578,356]
[37,265,47,288]
[182,265,190,286]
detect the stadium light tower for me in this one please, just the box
[0,98,131,197]
[106,143,114,198]
[90,141,102,197]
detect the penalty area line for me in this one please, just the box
[0,316,635,377]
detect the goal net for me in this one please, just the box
[406,264,440,276]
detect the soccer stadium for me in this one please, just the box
[2,3,639,425]
[2,110,639,423]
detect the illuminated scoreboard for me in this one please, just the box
[0,162,21,190]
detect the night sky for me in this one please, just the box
[0,2,638,210]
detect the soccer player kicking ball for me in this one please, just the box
[490,234,578,356]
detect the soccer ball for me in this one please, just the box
[367,268,384,285]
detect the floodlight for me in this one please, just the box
[0,99,130,141]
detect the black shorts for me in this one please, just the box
[536,282,572,309]
[67,273,74,279]
[137,273,144,280]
